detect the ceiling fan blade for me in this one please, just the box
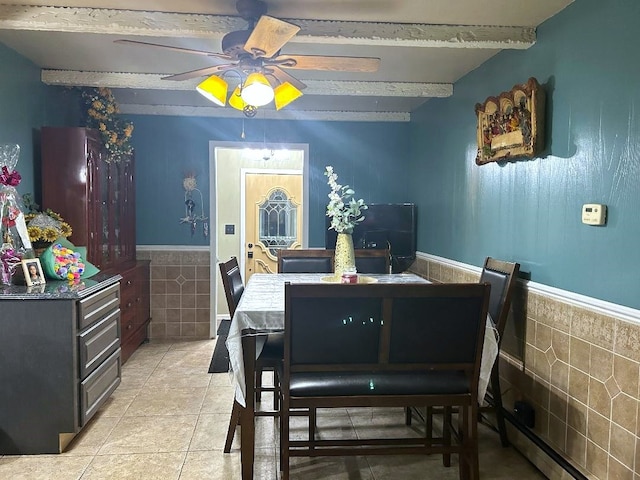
[114,39,232,62]
[243,15,300,59]
[162,64,236,81]
[274,55,381,72]
[264,66,307,91]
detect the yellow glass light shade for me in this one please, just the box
[274,82,303,110]
[228,85,245,111]
[196,75,228,106]
[241,72,274,107]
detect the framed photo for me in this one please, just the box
[475,77,545,165]
[22,258,46,287]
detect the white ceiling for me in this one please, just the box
[0,0,573,121]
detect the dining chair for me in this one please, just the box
[277,248,334,273]
[354,248,391,273]
[407,256,520,466]
[219,257,283,452]
[476,257,520,446]
[279,282,490,480]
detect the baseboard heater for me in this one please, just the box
[501,407,587,480]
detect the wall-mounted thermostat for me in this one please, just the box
[582,204,607,225]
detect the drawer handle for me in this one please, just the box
[127,302,133,308]
[127,323,133,330]
[126,280,132,285]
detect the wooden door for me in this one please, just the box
[244,173,303,280]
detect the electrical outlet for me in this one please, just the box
[514,401,535,428]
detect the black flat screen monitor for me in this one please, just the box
[325,203,417,273]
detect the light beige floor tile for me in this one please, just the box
[62,416,120,456]
[208,371,235,387]
[0,454,93,480]
[179,450,241,480]
[99,415,198,455]
[200,385,235,414]
[189,413,236,451]
[118,367,153,391]
[82,452,185,480]
[156,349,214,373]
[144,369,211,389]
[97,387,139,418]
[169,339,216,354]
[125,386,207,416]
[285,455,374,480]
[366,454,460,480]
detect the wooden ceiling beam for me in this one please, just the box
[0,5,536,50]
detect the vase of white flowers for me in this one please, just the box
[324,165,367,277]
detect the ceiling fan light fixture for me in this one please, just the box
[229,85,246,111]
[274,82,303,110]
[241,72,274,107]
[196,75,228,106]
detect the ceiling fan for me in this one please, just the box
[115,0,380,115]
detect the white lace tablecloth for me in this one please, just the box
[225,273,498,407]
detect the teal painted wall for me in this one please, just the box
[408,0,640,309]
[129,115,411,246]
[0,43,78,202]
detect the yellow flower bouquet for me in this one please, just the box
[25,209,72,252]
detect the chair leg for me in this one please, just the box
[490,366,509,447]
[255,367,263,403]
[280,398,290,480]
[405,406,412,425]
[224,399,242,453]
[273,369,280,412]
[442,406,452,467]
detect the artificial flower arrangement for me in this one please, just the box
[324,165,368,234]
[25,208,72,250]
[80,87,134,163]
[50,242,85,280]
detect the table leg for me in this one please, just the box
[240,332,256,480]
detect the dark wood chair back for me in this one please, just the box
[480,257,520,342]
[218,257,244,317]
[354,248,390,274]
[277,248,334,273]
[280,282,491,480]
[476,257,520,447]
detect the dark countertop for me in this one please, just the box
[0,272,122,300]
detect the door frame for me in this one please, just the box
[209,141,309,337]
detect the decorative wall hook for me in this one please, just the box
[179,175,208,237]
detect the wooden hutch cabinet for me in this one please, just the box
[41,126,150,362]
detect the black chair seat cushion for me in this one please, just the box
[288,370,470,397]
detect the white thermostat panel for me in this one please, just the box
[582,204,607,225]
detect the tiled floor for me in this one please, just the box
[0,339,548,479]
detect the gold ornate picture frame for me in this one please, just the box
[475,77,545,165]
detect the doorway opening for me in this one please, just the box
[209,141,309,336]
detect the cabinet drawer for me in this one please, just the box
[78,283,120,330]
[80,349,121,427]
[78,308,121,380]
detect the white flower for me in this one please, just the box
[324,165,367,234]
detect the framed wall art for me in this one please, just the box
[475,77,545,165]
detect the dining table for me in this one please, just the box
[224,272,499,480]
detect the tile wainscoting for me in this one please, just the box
[408,253,640,480]
[137,247,212,341]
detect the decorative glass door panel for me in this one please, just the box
[258,188,298,256]
[245,173,302,280]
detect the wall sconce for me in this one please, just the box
[179,175,208,237]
